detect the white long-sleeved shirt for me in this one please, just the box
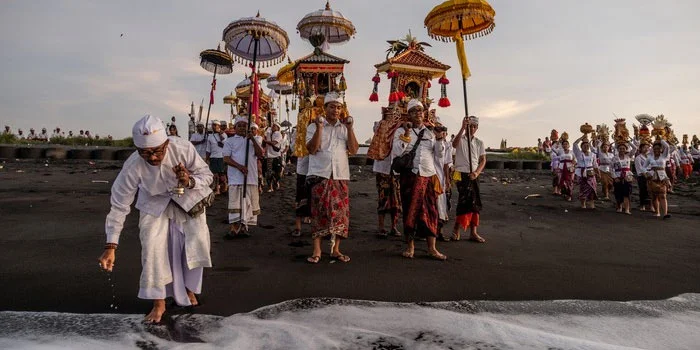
[643,140,670,181]
[573,140,598,177]
[105,137,214,244]
[306,119,350,180]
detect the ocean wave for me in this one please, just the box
[1,294,699,349]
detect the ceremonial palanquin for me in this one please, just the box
[289,1,356,158]
[367,33,451,160]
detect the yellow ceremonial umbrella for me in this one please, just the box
[424,0,495,172]
[276,57,295,84]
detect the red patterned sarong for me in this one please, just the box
[309,178,349,239]
[400,173,438,239]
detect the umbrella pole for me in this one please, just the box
[462,77,473,174]
[243,37,260,199]
[203,66,218,141]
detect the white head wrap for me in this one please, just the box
[407,99,424,112]
[468,116,480,125]
[211,120,221,126]
[234,116,248,125]
[250,122,259,129]
[132,115,167,148]
[324,92,342,105]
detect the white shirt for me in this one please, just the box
[597,151,614,173]
[453,133,485,174]
[105,137,214,244]
[573,140,598,177]
[306,120,350,180]
[205,132,227,158]
[643,141,670,181]
[392,126,442,177]
[612,155,634,178]
[223,135,258,185]
[634,154,647,175]
[296,156,310,176]
[189,132,207,159]
[265,130,283,158]
[51,132,63,138]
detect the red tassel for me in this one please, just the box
[210,78,216,105]
[372,74,380,83]
[369,92,379,102]
[397,91,405,100]
[427,81,432,88]
[388,92,399,103]
[438,97,451,107]
[439,75,449,85]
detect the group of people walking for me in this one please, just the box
[96,95,492,322]
[548,129,696,218]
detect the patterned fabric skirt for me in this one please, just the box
[455,173,482,230]
[599,171,614,189]
[666,165,677,184]
[376,173,401,215]
[648,179,668,197]
[578,176,598,201]
[613,179,633,203]
[295,174,311,217]
[400,172,439,240]
[552,169,560,187]
[309,177,350,239]
[228,185,260,226]
[559,167,575,196]
[637,175,651,206]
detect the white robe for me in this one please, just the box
[105,137,214,290]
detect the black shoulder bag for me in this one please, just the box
[391,129,425,174]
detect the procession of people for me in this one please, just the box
[545,116,697,219]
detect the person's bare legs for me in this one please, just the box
[580,199,586,209]
[391,213,400,235]
[377,214,385,233]
[145,299,166,323]
[427,236,446,260]
[623,197,631,214]
[452,221,461,241]
[331,236,349,262]
[186,289,198,306]
[402,239,415,258]
[469,225,486,243]
[307,237,322,263]
[660,195,669,217]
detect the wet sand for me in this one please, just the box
[0,158,699,316]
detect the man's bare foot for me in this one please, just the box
[467,234,486,243]
[144,299,166,323]
[187,290,199,306]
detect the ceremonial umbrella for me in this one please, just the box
[223,12,289,199]
[297,1,356,51]
[424,0,495,172]
[223,92,238,123]
[199,45,234,137]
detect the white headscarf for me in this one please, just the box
[132,115,167,148]
[468,116,479,125]
[324,92,342,105]
[234,116,248,125]
[407,99,424,112]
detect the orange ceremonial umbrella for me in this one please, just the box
[424,0,495,172]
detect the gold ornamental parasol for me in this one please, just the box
[223,92,238,123]
[425,0,495,172]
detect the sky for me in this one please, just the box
[1,0,699,148]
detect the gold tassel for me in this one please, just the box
[454,35,471,80]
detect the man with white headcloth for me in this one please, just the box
[223,116,264,237]
[452,115,487,243]
[98,115,214,324]
[305,92,359,263]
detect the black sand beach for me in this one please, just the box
[1,158,699,316]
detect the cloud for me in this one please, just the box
[480,99,543,119]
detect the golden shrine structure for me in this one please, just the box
[367,33,451,160]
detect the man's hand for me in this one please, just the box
[402,122,412,135]
[343,116,354,128]
[98,249,115,272]
[237,164,248,175]
[462,117,469,130]
[172,163,191,187]
[469,171,480,180]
